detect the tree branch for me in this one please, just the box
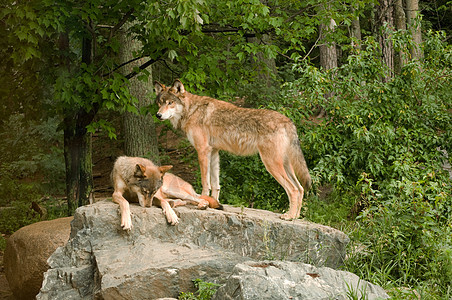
[110,9,135,39]
[200,25,259,38]
[104,55,146,77]
[125,57,158,80]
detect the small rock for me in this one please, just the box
[213,260,389,300]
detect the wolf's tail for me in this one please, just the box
[288,131,312,192]
[200,195,224,210]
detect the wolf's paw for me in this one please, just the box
[280,213,296,221]
[197,199,209,210]
[165,209,179,226]
[121,215,133,230]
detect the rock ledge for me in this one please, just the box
[38,200,351,299]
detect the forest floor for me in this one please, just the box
[0,123,197,299]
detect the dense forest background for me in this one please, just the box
[1,0,451,298]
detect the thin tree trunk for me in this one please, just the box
[319,18,338,71]
[120,26,160,162]
[247,34,277,87]
[394,0,407,73]
[406,0,423,60]
[351,6,362,50]
[64,113,94,214]
[318,13,337,118]
[62,35,96,215]
[376,0,394,81]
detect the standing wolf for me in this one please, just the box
[154,80,311,220]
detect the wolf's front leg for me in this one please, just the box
[160,200,179,225]
[196,147,212,196]
[121,206,133,230]
[112,192,133,230]
[210,149,221,200]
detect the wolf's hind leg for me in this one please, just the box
[168,199,187,208]
[259,149,303,220]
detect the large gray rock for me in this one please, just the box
[37,200,350,299]
[213,261,389,300]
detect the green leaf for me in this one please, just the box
[168,50,178,61]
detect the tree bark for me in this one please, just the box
[351,6,362,50]
[318,13,337,118]
[64,112,95,215]
[406,0,423,60]
[247,34,277,87]
[62,35,96,215]
[319,18,338,71]
[120,26,160,162]
[376,0,394,81]
[394,0,407,73]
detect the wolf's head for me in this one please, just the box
[134,164,172,207]
[154,80,185,126]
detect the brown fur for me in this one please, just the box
[155,80,311,220]
[155,173,222,209]
[111,156,172,229]
[112,156,222,229]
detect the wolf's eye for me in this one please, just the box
[168,100,173,105]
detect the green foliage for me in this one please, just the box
[219,153,286,212]
[218,30,451,297]
[0,113,66,234]
[288,32,451,297]
[0,235,6,251]
[0,114,65,202]
[178,278,220,300]
[0,201,41,235]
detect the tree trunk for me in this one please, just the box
[120,26,160,162]
[351,5,362,50]
[394,0,407,73]
[64,112,95,215]
[406,0,423,60]
[319,18,338,71]
[318,14,337,118]
[376,0,394,81]
[247,34,277,87]
[62,35,96,215]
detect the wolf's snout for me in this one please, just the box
[156,112,162,119]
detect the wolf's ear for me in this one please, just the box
[159,165,173,175]
[171,79,185,94]
[134,164,146,178]
[154,81,165,95]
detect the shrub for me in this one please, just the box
[286,31,451,297]
[179,279,220,300]
[0,113,66,234]
[218,30,451,297]
[0,114,65,206]
[219,153,286,212]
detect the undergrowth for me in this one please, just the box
[218,31,452,298]
[179,279,220,300]
[0,114,66,236]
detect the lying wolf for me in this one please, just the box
[111,156,221,229]
[155,80,311,220]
